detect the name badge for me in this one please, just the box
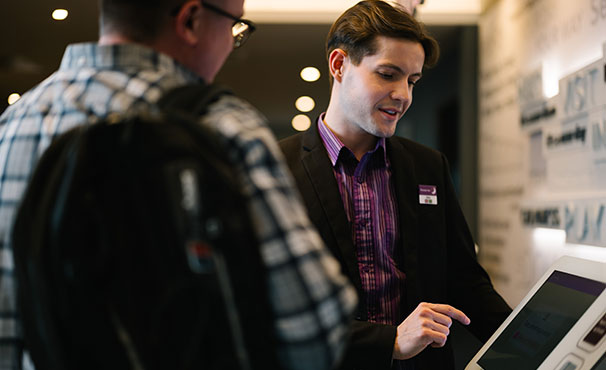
[419,185,437,205]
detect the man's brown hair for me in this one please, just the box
[326,0,439,68]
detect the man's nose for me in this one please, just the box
[391,83,412,102]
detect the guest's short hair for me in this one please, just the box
[99,0,185,42]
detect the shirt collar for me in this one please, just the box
[318,113,388,167]
[60,43,204,85]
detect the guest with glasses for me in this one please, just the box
[0,1,357,370]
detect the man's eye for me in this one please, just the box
[409,80,418,87]
[378,72,393,80]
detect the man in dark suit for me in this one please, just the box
[279,1,512,369]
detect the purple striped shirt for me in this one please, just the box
[318,115,404,325]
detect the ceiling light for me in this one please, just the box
[295,96,315,112]
[292,114,311,132]
[8,93,21,105]
[300,67,321,82]
[52,9,69,21]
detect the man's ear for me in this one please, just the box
[328,48,347,83]
[174,0,203,46]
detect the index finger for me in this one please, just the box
[429,304,470,325]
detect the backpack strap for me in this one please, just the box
[158,82,255,370]
[157,83,232,116]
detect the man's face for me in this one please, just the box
[195,0,244,81]
[335,36,425,139]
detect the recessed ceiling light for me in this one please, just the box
[295,96,315,113]
[300,67,321,82]
[292,114,311,132]
[52,9,69,21]
[8,93,21,105]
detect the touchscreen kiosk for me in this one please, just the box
[466,256,606,370]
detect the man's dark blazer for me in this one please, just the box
[279,124,511,370]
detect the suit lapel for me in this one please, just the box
[295,129,422,309]
[299,126,363,292]
[386,137,420,312]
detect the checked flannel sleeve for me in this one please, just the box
[203,95,358,370]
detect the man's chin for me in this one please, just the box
[373,125,397,138]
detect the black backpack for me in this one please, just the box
[12,84,279,370]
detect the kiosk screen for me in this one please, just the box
[478,271,606,370]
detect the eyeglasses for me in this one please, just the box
[171,2,256,49]
[204,3,256,48]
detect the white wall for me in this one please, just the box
[478,0,606,306]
